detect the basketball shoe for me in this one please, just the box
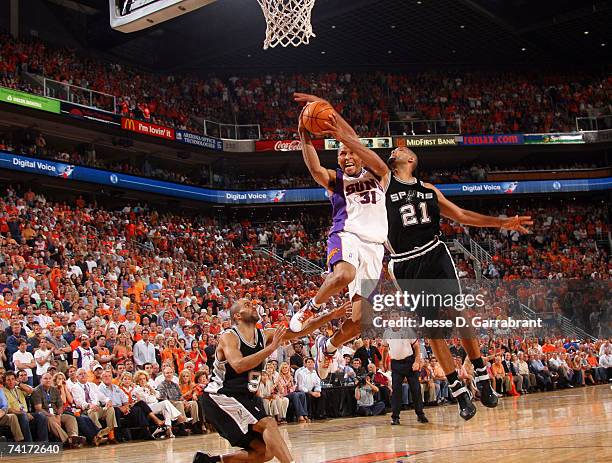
[289,299,321,332]
[449,380,477,421]
[474,367,499,408]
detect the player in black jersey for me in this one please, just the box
[386,146,532,421]
[193,298,347,463]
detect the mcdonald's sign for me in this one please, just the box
[121,117,175,140]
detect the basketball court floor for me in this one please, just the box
[22,385,611,463]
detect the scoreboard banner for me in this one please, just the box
[523,133,585,144]
[394,135,458,147]
[324,137,392,150]
[458,134,524,146]
[60,101,121,126]
[0,87,60,114]
[255,139,324,151]
[175,130,223,151]
[1,152,610,204]
[434,179,612,196]
[121,117,175,140]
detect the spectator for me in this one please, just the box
[96,370,153,441]
[117,372,167,439]
[53,372,102,446]
[12,339,34,386]
[71,368,116,443]
[419,360,437,405]
[31,372,85,447]
[354,338,382,369]
[275,361,308,423]
[502,352,524,394]
[295,358,324,420]
[73,335,95,371]
[599,349,612,381]
[133,329,156,370]
[0,372,25,442]
[132,370,186,438]
[157,367,199,435]
[47,327,71,374]
[4,370,42,441]
[354,374,385,417]
[289,341,305,371]
[431,357,449,403]
[33,338,52,386]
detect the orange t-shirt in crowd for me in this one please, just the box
[542,344,556,353]
[209,324,221,335]
[0,301,18,319]
[97,307,112,318]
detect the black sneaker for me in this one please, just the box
[391,417,400,425]
[193,452,219,463]
[456,391,477,421]
[450,380,477,420]
[475,368,498,408]
[417,414,429,423]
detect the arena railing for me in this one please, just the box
[576,115,612,132]
[451,239,483,280]
[387,119,461,136]
[202,119,261,140]
[43,78,117,113]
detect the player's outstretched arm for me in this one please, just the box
[298,106,335,191]
[323,113,389,178]
[428,183,532,233]
[221,326,286,374]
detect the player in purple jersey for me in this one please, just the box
[289,93,390,378]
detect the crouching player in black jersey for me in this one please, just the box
[385,147,532,420]
[193,298,348,463]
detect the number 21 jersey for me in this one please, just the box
[386,176,441,252]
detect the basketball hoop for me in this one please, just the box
[257,0,316,49]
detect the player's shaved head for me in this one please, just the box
[231,299,249,317]
[388,146,418,173]
[231,298,259,325]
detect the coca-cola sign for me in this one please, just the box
[255,139,324,152]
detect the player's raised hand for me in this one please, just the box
[332,300,352,319]
[270,325,288,348]
[501,215,533,234]
[322,113,353,142]
[294,92,329,104]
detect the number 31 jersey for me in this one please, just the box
[386,176,441,252]
[330,168,388,244]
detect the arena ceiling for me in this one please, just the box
[28,0,612,72]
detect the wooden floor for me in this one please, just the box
[21,385,612,463]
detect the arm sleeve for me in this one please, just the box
[313,374,321,393]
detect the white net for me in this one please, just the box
[257,0,317,49]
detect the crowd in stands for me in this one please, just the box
[441,202,610,335]
[0,186,608,448]
[1,33,611,140]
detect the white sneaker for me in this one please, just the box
[289,300,317,332]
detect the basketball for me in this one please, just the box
[300,101,336,135]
